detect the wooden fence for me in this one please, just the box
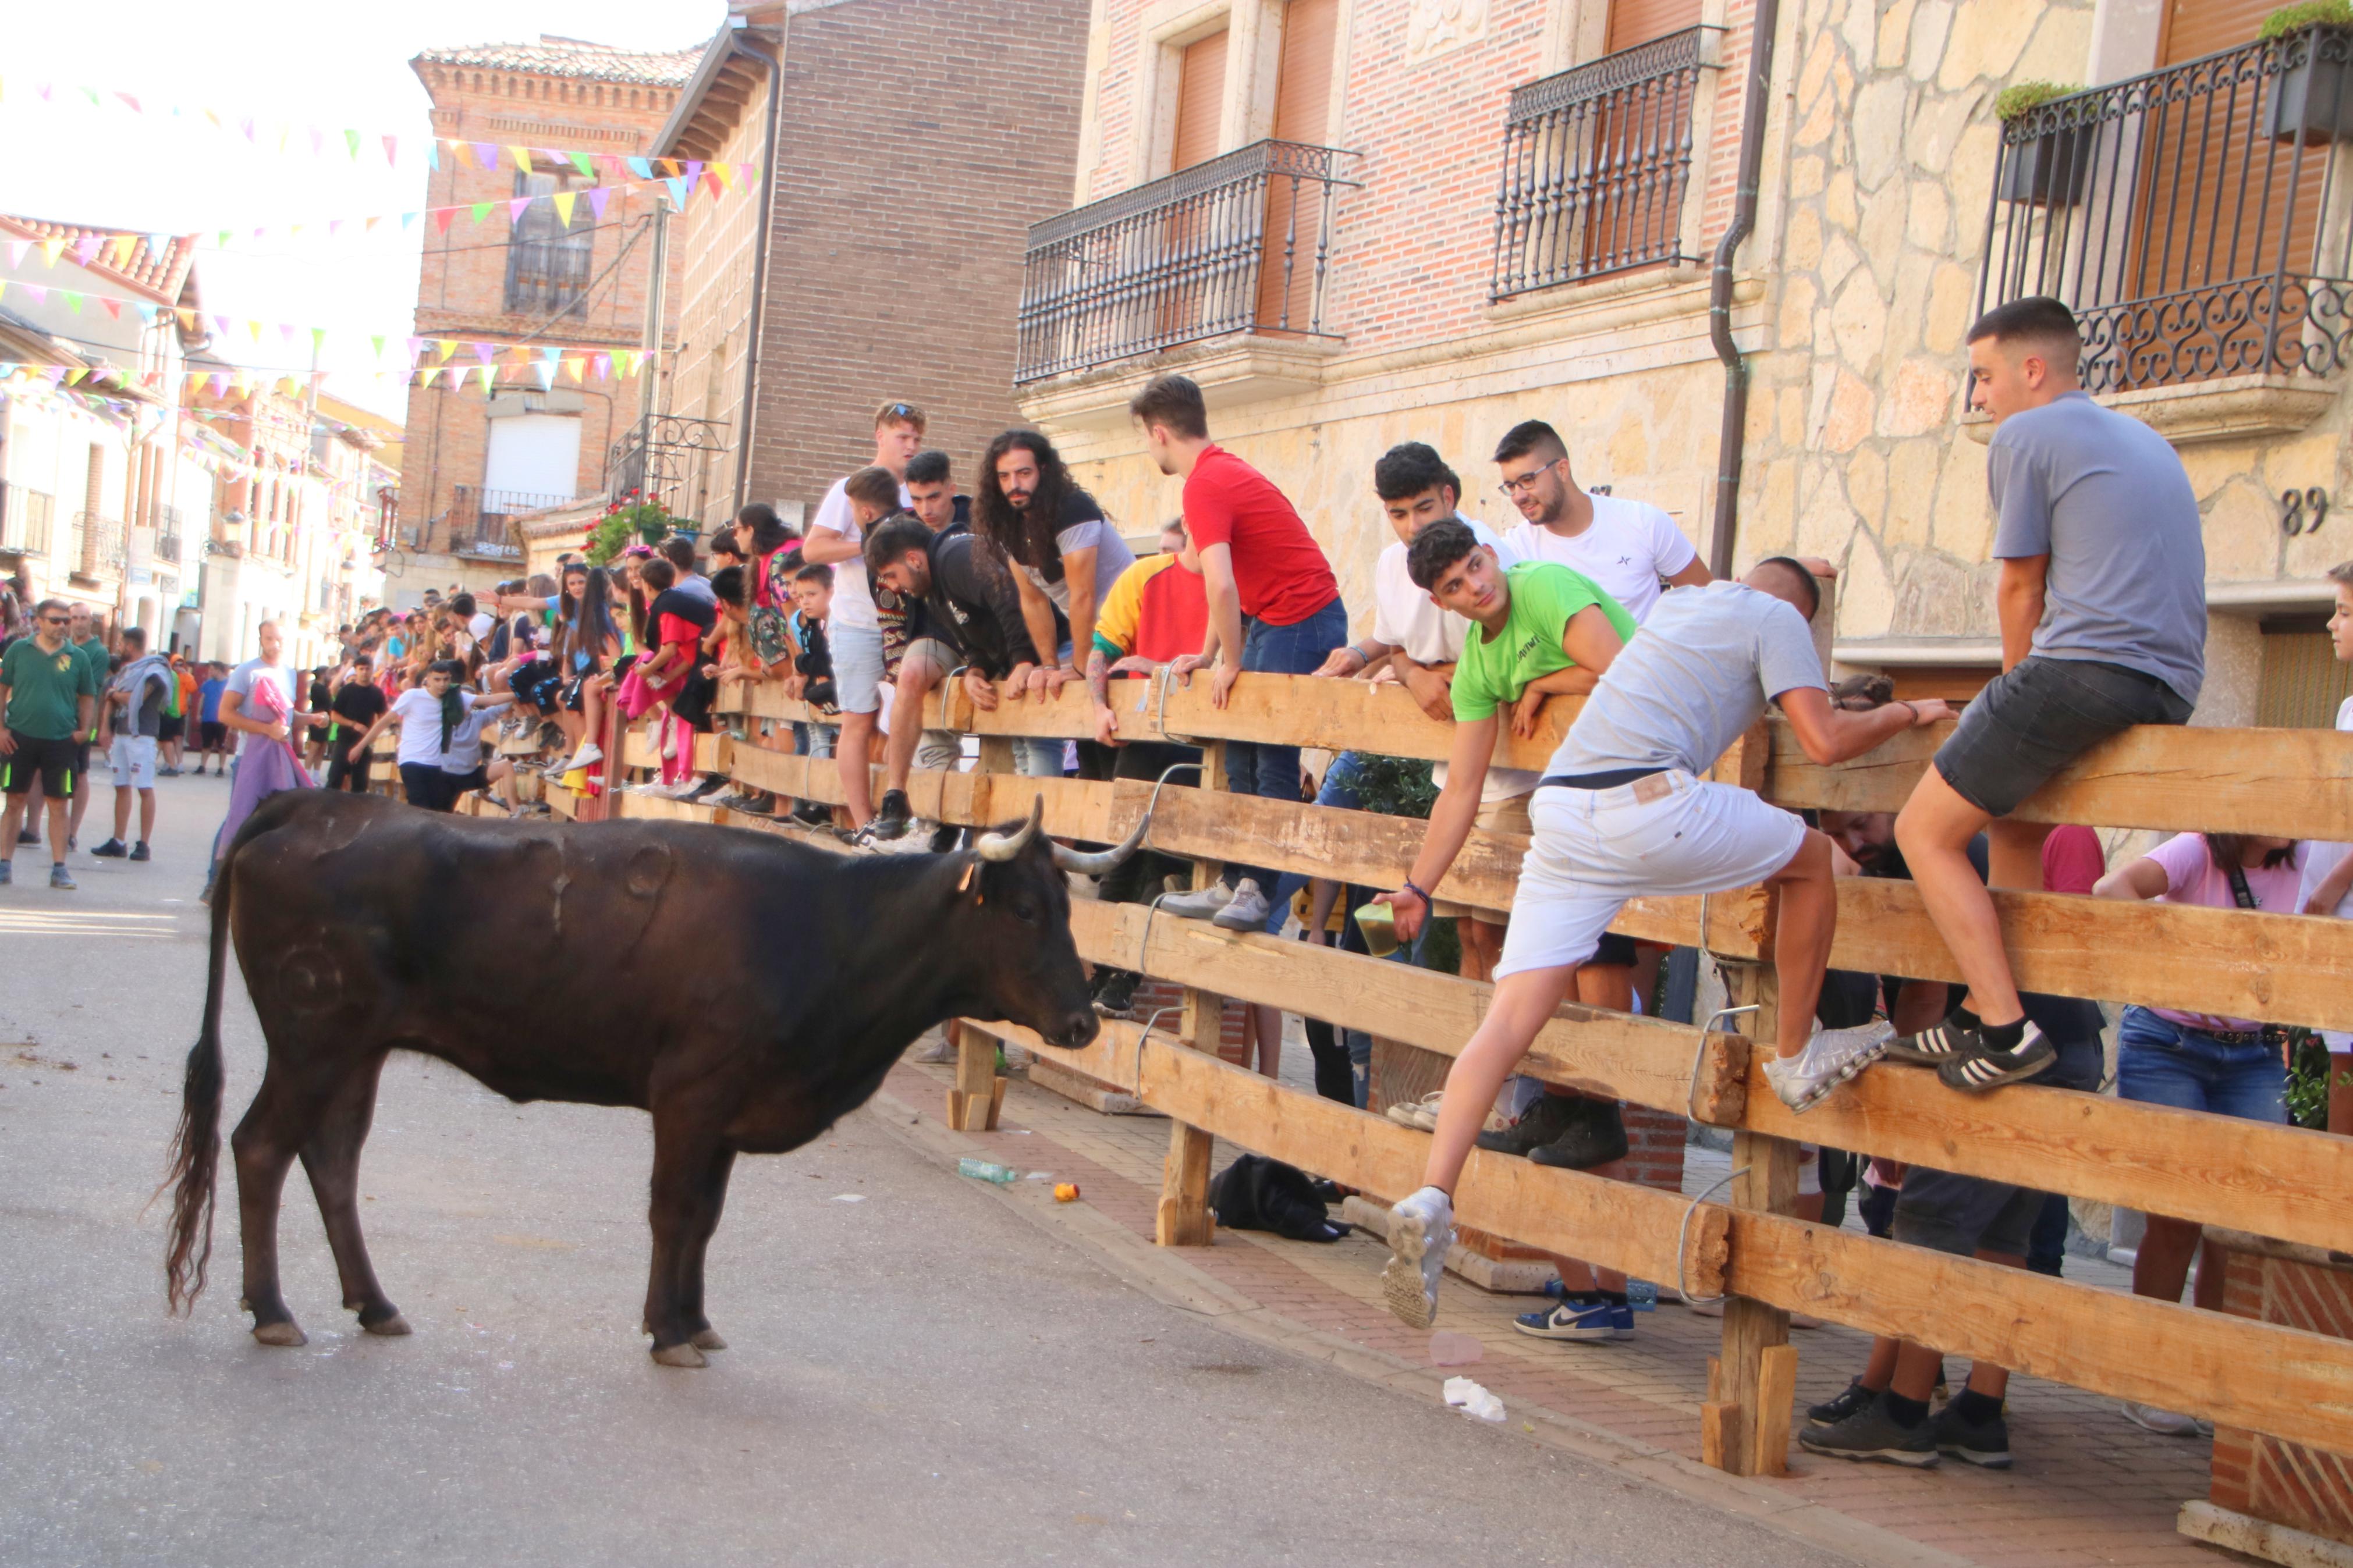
[466,658,2353,1483]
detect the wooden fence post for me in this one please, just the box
[1157,737,1224,1247]
[948,701,1009,1132]
[1703,963,1798,1477]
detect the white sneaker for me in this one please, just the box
[2121,1400,2201,1437]
[1156,881,1233,920]
[1762,1021,1891,1113]
[561,742,604,773]
[1380,1186,1455,1329]
[1211,877,1272,931]
[1385,1091,1444,1132]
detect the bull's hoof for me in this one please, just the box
[361,1313,412,1338]
[650,1342,709,1369]
[251,1321,308,1348]
[690,1328,727,1352]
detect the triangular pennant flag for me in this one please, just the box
[115,91,140,112]
[216,229,232,248]
[477,364,498,390]
[365,215,381,233]
[417,365,439,389]
[107,235,133,266]
[507,145,533,173]
[73,236,101,264]
[663,177,689,209]
[702,170,723,199]
[569,151,594,177]
[100,298,122,321]
[176,308,194,329]
[468,201,491,225]
[743,165,761,187]
[533,360,556,389]
[328,219,344,237]
[509,197,532,223]
[713,162,737,191]
[246,318,262,339]
[239,116,255,141]
[63,291,82,314]
[43,367,64,386]
[626,157,652,180]
[65,367,88,385]
[563,356,585,382]
[345,127,361,159]
[436,339,457,362]
[210,372,227,396]
[472,342,495,365]
[308,126,323,155]
[539,346,562,363]
[683,161,705,183]
[279,323,297,345]
[382,134,399,165]
[426,140,440,171]
[658,158,680,177]
[587,187,611,221]
[403,211,422,233]
[470,141,498,170]
[370,335,385,358]
[4,240,24,266]
[311,327,326,353]
[405,336,425,363]
[552,191,575,227]
[592,353,611,380]
[135,303,157,323]
[41,237,66,264]
[211,313,230,335]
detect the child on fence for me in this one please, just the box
[789,563,840,758]
[1890,296,2206,1092]
[1374,559,1951,1329]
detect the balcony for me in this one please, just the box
[1489,27,1712,300]
[1016,139,1360,383]
[604,413,732,524]
[504,237,591,318]
[441,486,531,561]
[73,511,124,581]
[0,483,55,556]
[1979,26,2353,406]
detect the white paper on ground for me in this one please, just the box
[1442,1376,1506,1422]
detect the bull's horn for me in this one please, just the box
[1050,809,1151,876]
[972,795,1045,862]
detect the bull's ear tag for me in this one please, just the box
[957,861,977,894]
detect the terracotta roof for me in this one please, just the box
[411,35,704,86]
[0,216,198,305]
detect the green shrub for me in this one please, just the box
[1993,80,2082,121]
[2262,1,2353,40]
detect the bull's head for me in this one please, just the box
[953,798,1123,1050]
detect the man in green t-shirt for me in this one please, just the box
[1,597,100,888]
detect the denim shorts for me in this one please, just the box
[1933,655,2194,817]
[832,621,885,715]
[2114,1005,2288,1123]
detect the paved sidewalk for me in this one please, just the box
[875,1054,2219,1568]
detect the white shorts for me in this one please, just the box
[1493,772,1808,982]
[109,734,158,789]
[832,622,885,716]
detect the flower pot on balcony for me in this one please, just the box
[1999,123,2095,205]
[2266,27,2353,145]
[668,524,700,546]
[634,520,668,545]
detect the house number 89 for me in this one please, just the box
[2283,488,2331,536]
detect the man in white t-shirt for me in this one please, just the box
[1494,418,1710,622]
[799,399,921,829]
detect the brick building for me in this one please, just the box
[1017,0,2353,732]
[393,34,700,605]
[646,0,1089,531]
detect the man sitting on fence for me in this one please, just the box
[1375,559,1952,1328]
[1890,295,2205,1091]
[863,515,1049,769]
[1798,809,2105,1471]
[1083,517,1210,1019]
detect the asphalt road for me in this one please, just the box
[0,769,1844,1567]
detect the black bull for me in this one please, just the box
[162,788,1136,1367]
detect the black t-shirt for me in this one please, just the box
[329,682,389,733]
[308,679,332,712]
[647,587,718,634]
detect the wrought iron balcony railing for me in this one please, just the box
[1489,27,1709,300]
[605,413,732,524]
[1978,25,2353,391]
[1017,139,1360,383]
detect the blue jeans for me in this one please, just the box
[1269,750,1367,929]
[1225,596,1346,897]
[2115,1005,2287,1122]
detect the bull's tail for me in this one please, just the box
[162,840,235,1314]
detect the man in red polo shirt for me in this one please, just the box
[1130,372,1345,933]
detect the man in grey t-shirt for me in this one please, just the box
[1374,560,1951,1329]
[1891,296,2203,1094]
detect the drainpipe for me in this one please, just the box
[730,24,786,515]
[1706,0,1784,579]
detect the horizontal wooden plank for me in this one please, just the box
[1072,901,1749,1123]
[967,1014,1727,1299]
[1730,1209,2353,1455]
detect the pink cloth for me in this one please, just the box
[211,673,312,862]
[2143,832,2305,1032]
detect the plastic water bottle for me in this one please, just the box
[957,1157,1018,1185]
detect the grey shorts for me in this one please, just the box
[1933,655,2194,818]
[902,636,959,674]
[1891,1167,2046,1258]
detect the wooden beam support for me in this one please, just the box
[1160,738,1225,1249]
[1712,967,1800,1478]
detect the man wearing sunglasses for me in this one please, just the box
[0,600,100,888]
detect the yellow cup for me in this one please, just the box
[1353,900,1401,959]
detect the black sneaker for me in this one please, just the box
[1939,1032,2056,1094]
[1884,1018,1984,1066]
[1529,1101,1630,1170]
[1475,1093,1585,1157]
[929,823,964,855]
[129,841,150,862]
[1797,1392,1939,1467]
[869,789,913,840]
[789,800,831,826]
[1808,1377,1876,1427]
[1932,1400,2013,1469]
[89,838,128,859]
[1092,969,1140,1021]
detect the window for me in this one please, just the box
[3,486,55,554]
[504,169,594,317]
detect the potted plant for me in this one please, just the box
[2263,1,2353,145]
[1995,81,2094,206]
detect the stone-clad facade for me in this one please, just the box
[1018,0,2353,726]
